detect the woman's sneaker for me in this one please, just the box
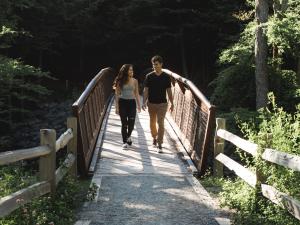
[122,143,128,150]
[127,137,132,146]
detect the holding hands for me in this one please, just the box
[142,102,147,111]
[169,103,174,112]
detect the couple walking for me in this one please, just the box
[114,55,174,153]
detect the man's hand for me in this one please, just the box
[115,108,119,115]
[142,103,147,111]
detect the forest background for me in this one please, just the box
[1,0,300,224]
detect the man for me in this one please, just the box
[142,55,174,153]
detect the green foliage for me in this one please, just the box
[239,93,300,196]
[219,94,300,225]
[0,55,52,132]
[211,1,300,111]
[0,164,36,198]
[86,182,98,201]
[210,21,256,110]
[218,21,255,65]
[210,58,256,110]
[267,0,300,57]
[220,178,299,225]
[0,166,82,225]
[269,68,300,111]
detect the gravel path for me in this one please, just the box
[75,102,230,225]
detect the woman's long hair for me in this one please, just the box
[113,64,132,90]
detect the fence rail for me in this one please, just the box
[214,117,300,221]
[163,69,215,174]
[72,67,116,175]
[0,117,77,218]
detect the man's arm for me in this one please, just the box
[167,88,174,112]
[142,87,149,110]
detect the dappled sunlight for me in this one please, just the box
[97,105,189,176]
[76,101,221,224]
[123,202,156,210]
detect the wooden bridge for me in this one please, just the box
[1,68,300,224]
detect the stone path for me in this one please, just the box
[75,101,230,225]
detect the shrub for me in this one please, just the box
[0,165,82,225]
[219,93,300,225]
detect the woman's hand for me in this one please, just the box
[137,106,141,113]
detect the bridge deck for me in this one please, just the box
[75,100,230,225]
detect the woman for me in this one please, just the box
[114,64,141,149]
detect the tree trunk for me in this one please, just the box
[255,0,269,110]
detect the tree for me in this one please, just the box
[255,0,268,109]
[267,0,300,85]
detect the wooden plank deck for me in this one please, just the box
[75,100,230,225]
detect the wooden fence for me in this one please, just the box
[72,67,116,175]
[163,69,215,174]
[214,118,300,221]
[0,117,77,218]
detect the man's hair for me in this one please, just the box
[151,55,163,64]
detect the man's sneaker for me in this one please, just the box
[153,139,157,146]
[127,137,132,146]
[157,144,163,153]
[122,143,128,150]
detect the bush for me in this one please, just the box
[0,164,83,225]
[219,93,300,225]
[0,55,52,134]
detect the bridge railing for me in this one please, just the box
[0,117,77,217]
[214,118,300,221]
[162,69,216,174]
[72,68,116,175]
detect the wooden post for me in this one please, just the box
[256,133,272,188]
[214,118,226,177]
[67,117,78,178]
[39,129,56,194]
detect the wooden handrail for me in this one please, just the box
[163,69,213,109]
[56,128,73,152]
[262,148,300,172]
[216,153,257,187]
[0,146,51,166]
[261,184,300,221]
[214,118,300,221]
[55,153,76,185]
[0,117,77,218]
[217,129,258,156]
[72,67,114,110]
[162,69,215,175]
[72,67,116,175]
[0,181,51,217]
[216,128,300,171]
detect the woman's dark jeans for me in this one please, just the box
[119,98,136,143]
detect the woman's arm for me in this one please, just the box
[115,86,120,114]
[134,79,141,112]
